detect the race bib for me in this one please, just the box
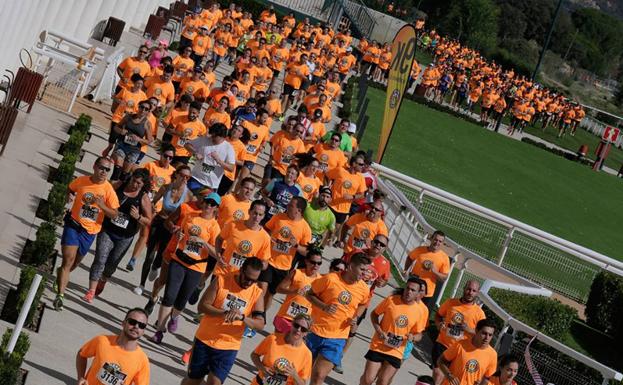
[273,239,291,253]
[286,301,309,317]
[353,237,366,249]
[110,212,130,229]
[268,205,285,216]
[123,135,138,146]
[222,293,248,312]
[201,163,215,174]
[447,324,464,339]
[183,240,204,256]
[79,205,99,222]
[246,144,257,154]
[280,154,293,165]
[265,373,287,385]
[97,363,127,385]
[384,333,404,348]
[230,252,246,268]
[311,233,323,244]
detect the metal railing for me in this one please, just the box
[340,0,376,38]
[374,163,623,303]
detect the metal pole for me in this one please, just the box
[497,227,515,266]
[450,260,468,298]
[532,0,564,80]
[435,252,459,307]
[6,274,42,354]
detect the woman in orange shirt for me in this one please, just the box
[489,355,520,385]
[250,313,313,385]
[295,153,322,202]
[203,95,232,128]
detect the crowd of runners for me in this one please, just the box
[50,2,525,385]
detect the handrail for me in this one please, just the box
[373,163,623,275]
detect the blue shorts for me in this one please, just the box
[305,332,346,367]
[61,224,95,257]
[187,339,237,383]
[187,177,212,196]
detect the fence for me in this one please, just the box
[374,163,623,304]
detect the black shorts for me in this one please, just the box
[364,349,402,369]
[431,341,447,368]
[481,106,491,114]
[300,78,310,91]
[283,84,296,96]
[330,207,349,224]
[258,264,289,294]
[271,68,281,78]
[108,122,120,144]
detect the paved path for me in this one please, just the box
[0,28,432,385]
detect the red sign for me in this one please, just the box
[602,126,620,143]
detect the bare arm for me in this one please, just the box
[276,269,297,295]
[75,351,88,384]
[437,356,460,385]
[197,276,225,316]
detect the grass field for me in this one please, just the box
[359,87,623,264]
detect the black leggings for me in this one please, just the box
[140,217,173,286]
[162,260,202,310]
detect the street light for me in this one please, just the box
[532,0,564,80]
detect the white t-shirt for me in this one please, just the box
[189,137,236,188]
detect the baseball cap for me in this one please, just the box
[319,186,332,195]
[203,192,221,206]
[193,65,203,73]
[347,122,357,134]
[199,25,209,30]
[346,46,353,52]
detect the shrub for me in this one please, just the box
[24,222,57,267]
[46,182,68,221]
[54,153,78,185]
[489,288,577,340]
[585,271,623,338]
[14,266,47,327]
[0,329,30,385]
[62,129,87,157]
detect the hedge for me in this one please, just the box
[0,329,30,385]
[585,271,623,342]
[54,153,78,185]
[338,76,357,120]
[45,182,68,222]
[22,222,56,267]
[14,266,46,328]
[520,137,593,166]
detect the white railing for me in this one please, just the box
[373,163,623,303]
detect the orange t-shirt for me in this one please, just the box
[203,108,232,128]
[168,214,220,273]
[217,194,251,228]
[195,271,264,350]
[369,295,429,359]
[143,160,175,194]
[265,214,313,270]
[296,173,322,201]
[489,377,518,385]
[171,117,207,157]
[284,63,310,89]
[326,167,366,214]
[242,120,270,162]
[310,272,370,339]
[272,135,306,176]
[276,269,320,321]
[442,339,497,385]
[337,53,356,74]
[252,66,273,92]
[343,213,389,254]
[117,57,151,90]
[408,246,450,297]
[179,78,208,100]
[270,47,290,72]
[111,88,147,123]
[79,335,150,385]
[192,35,213,56]
[313,143,347,178]
[436,298,486,349]
[214,220,271,276]
[69,176,120,234]
[144,76,175,107]
[172,55,194,82]
[251,334,313,385]
[224,138,245,181]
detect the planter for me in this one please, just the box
[56,143,85,162]
[0,288,46,333]
[46,166,57,184]
[67,125,91,142]
[19,240,58,275]
[34,200,63,224]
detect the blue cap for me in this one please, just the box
[203,192,221,205]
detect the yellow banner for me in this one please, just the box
[377,25,417,163]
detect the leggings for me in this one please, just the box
[90,231,134,281]
[162,260,202,310]
[141,217,173,286]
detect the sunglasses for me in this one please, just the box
[355,162,366,166]
[139,105,151,111]
[373,239,387,247]
[139,50,149,55]
[292,323,309,333]
[307,260,322,266]
[204,200,219,207]
[163,154,174,160]
[371,206,383,213]
[331,138,341,142]
[126,318,147,329]
[97,165,111,172]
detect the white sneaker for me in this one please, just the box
[148,268,160,282]
[133,286,143,296]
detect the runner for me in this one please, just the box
[432,280,486,385]
[167,101,206,165]
[76,307,150,385]
[55,157,120,311]
[489,355,520,385]
[84,169,152,303]
[260,164,303,223]
[238,109,270,183]
[326,154,367,241]
[116,46,151,93]
[181,257,266,385]
[403,230,450,307]
[305,252,371,385]
[337,200,388,256]
[360,277,429,385]
[218,124,247,195]
[295,153,322,202]
[250,313,313,385]
[437,319,498,385]
[312,132,347,181]
[217,177,256,228]
[303,186,335,248]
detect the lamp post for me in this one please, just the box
[532,0,564,81]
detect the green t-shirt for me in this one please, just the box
[304,204,336,243]
[322,130,352,152]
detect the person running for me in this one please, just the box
[84,169,153,303]
[326,154,367,241]
[166,101,206,165]
[437,319,498,385]
[305,252,371,385]
[403,230,450,308]
[217,176,256,228]
[260,164,303,223]
[295,153,323,202]
[303,186,335,248]
[250,313,313,385]
[76,307,150,385]
[360,277,429,385]
[181,257,266,385]
[260,197,312,311]
[218,124,248,195]
[238,109,270,183]
[337,200,388,256]
[432,280,486,385]
[55,157,120,311]
[116,46,151,93]
[150,193,221,344]
[489,355,520,385]
[312,132,347,181]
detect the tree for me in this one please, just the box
[440,0,500,55]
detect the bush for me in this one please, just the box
[338,76,357,119]
[62,129,87,157]
[0,329,30,385]
[54,153,78,185]
[75,114,92,132]
[46,182,68,221]
[489,288,577,340]
[14,266,46,328]
[24,222,56,267]
[585,271,623,338]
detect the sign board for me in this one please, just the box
[602,126,620,143]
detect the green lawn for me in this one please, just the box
[360,87,623,263]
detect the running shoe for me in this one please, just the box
[94,280,106,296]
[53,294,64,311]
[181,350,191,365]
[145,298,156,316]
[167,316,179,333]
[126,257,136,271]
[133,286,144,296]
[333,364,344,374]
[150,330,164,344]
[83,290,95,303]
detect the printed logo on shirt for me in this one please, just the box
[233,209,245,220]
[303,184,313,193]
[155,176,166,188]
[451,312,464,325]
[189,224,202,236]
[337,290,352,305]
[423,260,433,270]
[465,359,480,373]
[251,132,259,140]
[395,315,409,328]
[319,154,329,162]
[360,229,370,239]
[238,240,252,254]
[182,127,193,138]
[154,88,162,96]
[342,180,352,189]
[273,357,290,373]
[132,67,140,74]
[82,192,96,204]
[127,100,135,107]
[279,226,291,239]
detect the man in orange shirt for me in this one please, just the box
[433,280,486,385]
[143,65,175,112]
[217,177,256,228]
[182,257,266,385]
[166,101,206,165]
[76,307,150,385]
[116,45,151,93]
[338,200,388,255]
[403,230,450,307]
[55,157,120,311]
[337,47,356,82]
[305,252,371,385]
[438,319,497,385]
[326,154,367,235]
[281,53,310,113]
[191,26,212,66]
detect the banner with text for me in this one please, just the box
[377,24,417,163]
